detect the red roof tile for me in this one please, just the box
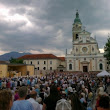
[58,57,65,61]
[18,54,58,60]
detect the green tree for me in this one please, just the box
[104,35,110,69]
[9,57,23,64]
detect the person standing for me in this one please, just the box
[11,86,34,110]
[14,90,19,101]
[42,85,61,110]
[27,90,41,110]
[96,95,110,110]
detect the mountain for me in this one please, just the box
[0,52,31,61]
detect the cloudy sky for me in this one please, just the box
[0,0,110,56]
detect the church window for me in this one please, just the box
[82,47,87,52]
[37,67,39,70]
[31,61,32,64]
[92,47,94,51]
[99,63,103,70]
[50,61,52,64]
[43,67,46,70]
[69,64,72,70]
[37,61,39,64]
[44,61,46,64]
[50,67,52,70]
[76,34,78,39]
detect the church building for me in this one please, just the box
[66,11,106,72]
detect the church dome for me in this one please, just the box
[74,11,82,24]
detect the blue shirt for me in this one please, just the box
[87,107,92,110]
[80,98,85,103]
[27,80,31,85]
[35,88,40,95]
[11,100,34,110]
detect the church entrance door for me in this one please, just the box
[83,66,88,72]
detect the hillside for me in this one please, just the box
[0,52,31,61]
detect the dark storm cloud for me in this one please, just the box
[0,0,110,55]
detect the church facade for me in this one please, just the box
[66,11,106,72]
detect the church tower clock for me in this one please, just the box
[72,11,82,42]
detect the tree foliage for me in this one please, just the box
[104,36,110,65]
[9,57,23,64]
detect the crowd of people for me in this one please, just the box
[0,72,110,110]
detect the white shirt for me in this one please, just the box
[27,98,41,110]
[39,104,42,110]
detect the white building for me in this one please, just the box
[19,54,66,75]
[66,11,106,72]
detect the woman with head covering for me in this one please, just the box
[42,85,61,110]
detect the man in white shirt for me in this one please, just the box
[27,90,41,110]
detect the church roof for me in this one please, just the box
[18,54,58,60]
[58,57,65,61]
[74,11,82,24]
[18,54,65,61]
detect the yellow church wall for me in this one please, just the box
[18,66,27,76]
[0,64,35,78]
[26,65,35,76]
[0,64,8,77]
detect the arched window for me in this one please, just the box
[31,61,32,64]
[76,34,78,39]
[99,63,103,70]
[43,67,46,70]
[69,64,72,70]
[37,67,39,70]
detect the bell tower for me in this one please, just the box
[72,10,82,42]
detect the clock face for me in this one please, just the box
[82,47,87,52]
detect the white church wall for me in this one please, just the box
[66,11,107,73]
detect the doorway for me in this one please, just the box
[83,66,88,72]
[60,70,63,72]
